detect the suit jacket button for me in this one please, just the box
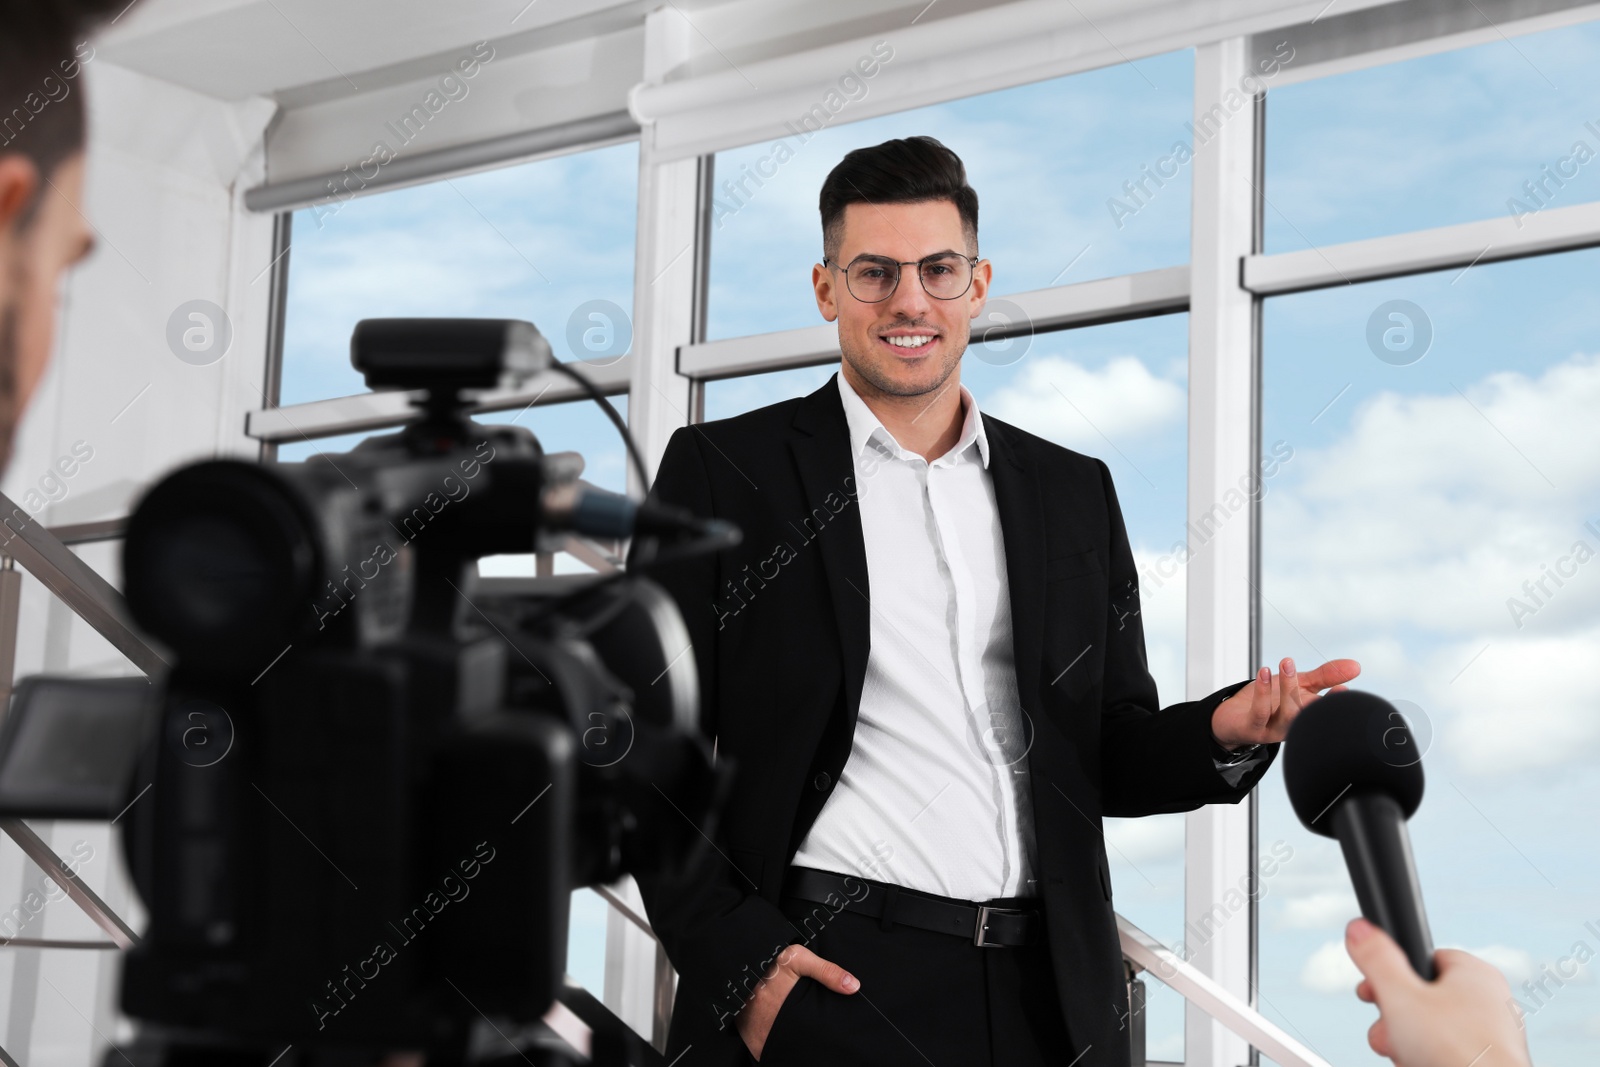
[813,771,832,792]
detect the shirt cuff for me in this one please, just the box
[1212,744,1267,789]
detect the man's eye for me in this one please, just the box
[923,264,954,277]
[857,267,891,280]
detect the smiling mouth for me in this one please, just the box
[878,333,938,353]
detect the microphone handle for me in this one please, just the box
[1330,792,1437,980]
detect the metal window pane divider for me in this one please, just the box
[1187,36,1262,1067]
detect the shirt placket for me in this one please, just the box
[925,453,1017,893]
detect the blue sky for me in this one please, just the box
[277,17,1600,1064]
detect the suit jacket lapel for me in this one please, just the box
[983,413,1046,707]
[789,375,871,725]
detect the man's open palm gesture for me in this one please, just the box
[1211,657,1362,750]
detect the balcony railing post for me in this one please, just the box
[1124,959,1147,1067]
[0,557,20,722]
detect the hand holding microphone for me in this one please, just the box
[1346,918,1533,1067]
[1284,692,1535,1066]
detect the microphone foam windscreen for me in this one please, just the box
[1282,690,1425,838]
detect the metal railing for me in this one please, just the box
[0,493,156,954]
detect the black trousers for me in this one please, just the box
[751,874,1074,1066]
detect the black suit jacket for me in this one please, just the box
[626,373,1273,1066]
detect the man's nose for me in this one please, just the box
[883,265,933,319]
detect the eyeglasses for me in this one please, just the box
[823,252,980,303]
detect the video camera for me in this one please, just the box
[0,319,735,1066]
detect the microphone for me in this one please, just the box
[1283,690,1436,979]
[541,478,741,546]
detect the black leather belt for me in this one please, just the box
[781,867,1042,947]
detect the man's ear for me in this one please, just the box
[967,257,992,319]
[813,261,839,322]
[0,155,41,233]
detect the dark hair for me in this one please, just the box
[818,135,979,263]
[0,0,129,223]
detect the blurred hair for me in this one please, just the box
[0,0,130,224]
[818,135,979,262]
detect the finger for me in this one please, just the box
[1433,948,1508,992]
[1367,1017,1391,1058]
[772,943,810,976]
[1251,666,1274,732]
[1432,947,1480,973]
[1280,657,1300,715]
[1298,658,1361,692]
[1354,978,1374,1003]
[795,951,860,994]
[1345,918,1422,997]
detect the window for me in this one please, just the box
[1256,249,1600,1066]
[706,50,1195,340]
[1264,20,1600,252]
[275,142,641,988]
[280,142,638,405]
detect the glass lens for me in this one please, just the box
[920,254,972,298]
[845,257,898,301]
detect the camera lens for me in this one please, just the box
[124,461,320,676]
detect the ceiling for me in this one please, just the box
[92,0,1017,106]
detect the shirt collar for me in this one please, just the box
[835,368,990,469]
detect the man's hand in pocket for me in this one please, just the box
[736,943,860,1061]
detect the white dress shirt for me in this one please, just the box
[791,371,1038,901]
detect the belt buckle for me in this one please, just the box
[973,905,1023,947]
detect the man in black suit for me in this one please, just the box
[628,135,1359,1066]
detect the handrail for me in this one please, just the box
[1118,913,1332,1067]
[592,884,657,941]
[38,515,127,547]
[0,497,150,958]
[0,493,166,676]
[0,820,139,950]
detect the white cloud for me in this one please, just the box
[1263,352,1600,777]
[1278,890,1360,930]
[1451,944,1537,987]
[985,354,1184,454]
[1300,939,1363,994]
[1268,355,1600,637]
[1428,630,1600,774]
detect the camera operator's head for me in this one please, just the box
[0,0,128,474]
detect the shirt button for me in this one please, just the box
[813,771,832,792]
